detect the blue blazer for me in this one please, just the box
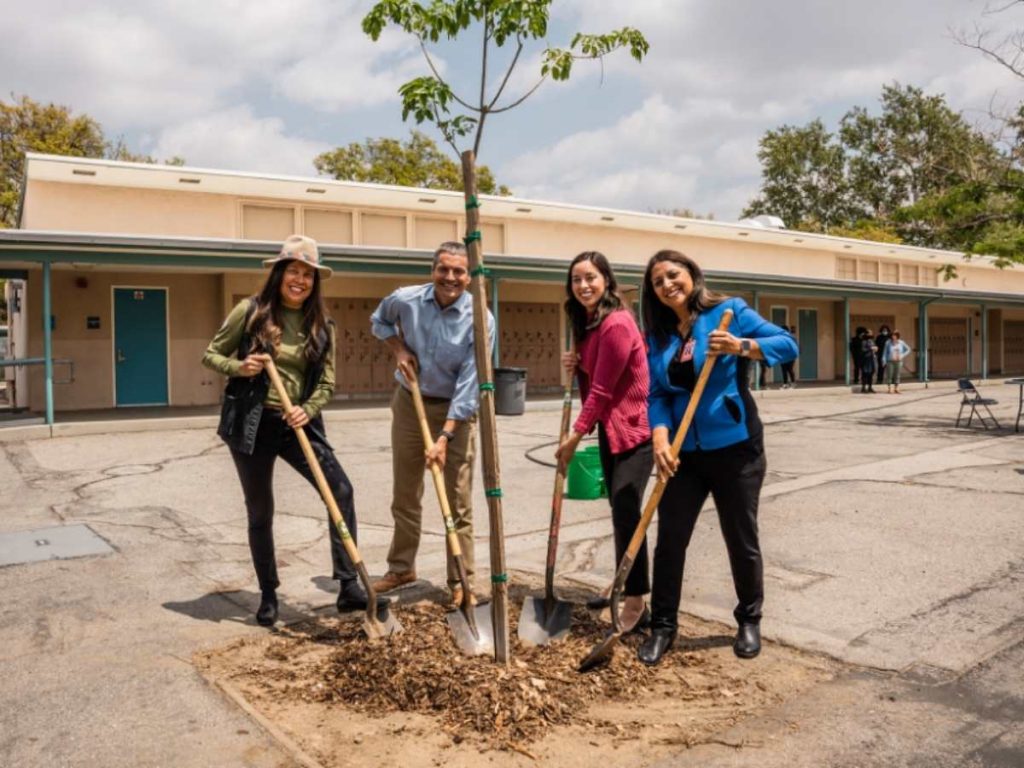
[648,297,799,452]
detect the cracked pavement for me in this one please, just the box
[1,380,1022,767]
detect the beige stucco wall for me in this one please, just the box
[23,181,238,238]
[25,268,224,410]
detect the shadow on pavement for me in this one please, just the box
[163,590,270,625]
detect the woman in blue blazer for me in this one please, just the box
[639,250,798,666]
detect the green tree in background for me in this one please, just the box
[743,83,1023,266]
[1,95,184,228]
[314,131,510,194]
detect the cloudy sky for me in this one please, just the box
[2,0,1020,219]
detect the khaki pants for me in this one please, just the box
[387,386,476,587]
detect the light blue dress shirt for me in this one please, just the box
[370,283,496,421]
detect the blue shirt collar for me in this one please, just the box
[422,283,471,313]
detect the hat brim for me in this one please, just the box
[263,256,332,279]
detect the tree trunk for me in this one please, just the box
[460,149,510,665]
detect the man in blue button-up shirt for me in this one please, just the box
[369,241,495,606]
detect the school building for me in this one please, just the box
[1,152,1023,422]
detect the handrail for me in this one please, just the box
[0,357,75,384]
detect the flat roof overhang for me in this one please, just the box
[1,230,1023,308]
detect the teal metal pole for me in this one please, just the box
[42,261,54,425]
[844,297,851,385]
[752,290,761,391]
[981,305,988,380]
[490,276,500,367]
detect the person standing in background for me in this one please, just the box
[875,324,892,386]
[882,331,911,394]
[780,325,798,388]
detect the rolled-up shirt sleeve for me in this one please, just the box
[370,292,400,340]
[448,310,495,421]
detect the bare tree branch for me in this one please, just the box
[490,76,547,114]
[419,39,479,112]
[487,38,524,110]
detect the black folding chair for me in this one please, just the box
[956,379,1001,430]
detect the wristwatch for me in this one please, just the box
[438,429,457,443]
[739,339,752,357]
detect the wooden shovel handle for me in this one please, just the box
[399,362,465,558]
[262,357,363,567]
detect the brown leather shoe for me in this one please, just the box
[446,585,493,612]
[372,570,417,594]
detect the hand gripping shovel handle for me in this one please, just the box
[262,357,386,632]
[399,362,480,639]
[580,309,733,671]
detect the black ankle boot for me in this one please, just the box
[336,580,391,612]
[336,579,368,611]
[586,594,611,610]
[734,623,761,659]
[638,628,675,666]
[256,591,278,627]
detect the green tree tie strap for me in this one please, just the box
[463,230,482,244]
[469,264,491,277]
[490,573,509,584]
[485,487,503,498]
[465,195,480,210]
[479,382,495,391]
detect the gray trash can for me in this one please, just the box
[493,367,527,416]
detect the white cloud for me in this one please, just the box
[151,106,330,175]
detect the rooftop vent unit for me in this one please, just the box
[736,215,785,229]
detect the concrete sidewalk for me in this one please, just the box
[1,379,1022,767]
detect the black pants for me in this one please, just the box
[781,362,796,385]
[597,425,654,596]
[229,409,356,593]
[861,367,875,390]
[650,437,767,632]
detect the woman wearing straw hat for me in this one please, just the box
[202,235,377,626]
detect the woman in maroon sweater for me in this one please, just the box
[555,251,653,632]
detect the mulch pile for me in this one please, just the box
[243,600,726,751]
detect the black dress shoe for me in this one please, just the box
[638,628,676,666]
[256,593,278,627]
[336,580,391,612]
[734,623,761,659]
[586,595,611,610]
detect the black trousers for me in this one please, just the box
[650,437,767,631]
[861,367,875,390]
[229,409,356,594]
[597,425,654,597]
[781,362,796,384]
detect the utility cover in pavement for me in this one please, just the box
[0,524,113,567]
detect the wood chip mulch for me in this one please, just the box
[239,601,728,750]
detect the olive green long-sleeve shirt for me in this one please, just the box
[202,300,336,418]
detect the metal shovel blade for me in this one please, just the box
[578,627,622,672]
[363,600,403,641]
[517,595,573,647]
[447,604,494,656]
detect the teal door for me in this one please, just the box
[798,308,818,380]
[114,288,168,406]
[770,308,788,383]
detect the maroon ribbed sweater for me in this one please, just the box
[574,309,650,454]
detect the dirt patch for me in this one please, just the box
[198,589,835,767]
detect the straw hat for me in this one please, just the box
[262,234,332,278]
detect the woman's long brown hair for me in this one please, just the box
[642,250,727,349]
[247,261,330,362]
[564,251,626,345]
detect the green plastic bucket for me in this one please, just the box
[566,445,606,499]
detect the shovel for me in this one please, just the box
[579,309,734,672]
[262,356,401,641]
[517,372,575,646]
[400,362,494,656]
